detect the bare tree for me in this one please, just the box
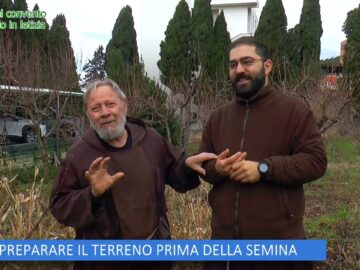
[195,79,232,137]
[164,78,198,148]
[0,33,82,180]
[277,64,356,137]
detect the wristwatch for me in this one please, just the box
[258,160,269,181]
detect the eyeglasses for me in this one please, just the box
[229,57,263,70]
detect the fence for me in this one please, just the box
[0,139,73,169]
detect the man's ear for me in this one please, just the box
[264,59,273,75]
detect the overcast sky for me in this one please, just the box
[25,0,359,77]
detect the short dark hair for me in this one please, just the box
[230,36,271,60]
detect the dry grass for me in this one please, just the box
[0,169,75,240]
[0,169,74,270]
[166,182,211,270]
[166,182,211,240]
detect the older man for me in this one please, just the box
[200,37,327,270]
[50,78,216,270]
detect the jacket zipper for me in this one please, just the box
[239,101,249,151]
[235,101,250,237]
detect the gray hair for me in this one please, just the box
[83,78,127,108]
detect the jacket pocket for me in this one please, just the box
[279,188,294,219]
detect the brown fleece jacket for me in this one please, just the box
[200,85,327,239]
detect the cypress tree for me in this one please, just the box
[299,0,323,67]
[32,4,49,47]
[12,0,26,10]
[139,77,180,145]
[12,0,28,42]
[30,4,50,86]
[255,0,287,81]
[105,44,125,85]
[0,0,14,31]
[0,0,13,29]
[48,14,70,60]
[192,0,214,78]
[81,45,106,88]
[157,0,192,86]
[0,0,12,20]
[112,5,138,65]
[343,5,360,75]
[212,10,230,80]
[8,0,29,66]
[0,0,34,85]
[0,0,12,9]
[343,4,360,102]
[0,0,13,84]
[48,14,79,90]
[105,5,181,143]
[105,5,139,88]
[287,24,302,72]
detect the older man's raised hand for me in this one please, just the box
[85,156,124,198]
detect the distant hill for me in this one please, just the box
[320,56,340,66]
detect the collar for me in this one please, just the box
[235,84,274,106]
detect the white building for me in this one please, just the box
[211,0,258,41]
[138,0,259,80]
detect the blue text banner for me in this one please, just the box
[0,240,326,261]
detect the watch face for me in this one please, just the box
[259,163,268,173]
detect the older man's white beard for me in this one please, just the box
[90,118,126,142]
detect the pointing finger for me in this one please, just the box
[222,152,243,166]
[198,152,218,161]
[237,152,247,161]
[217,149,230,160]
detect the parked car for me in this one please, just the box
[43,107,83,139]
[0,116,47,143]
[44,116,83,139]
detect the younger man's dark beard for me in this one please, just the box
[233,74,266,100]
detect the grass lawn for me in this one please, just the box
[304,137,360,270]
